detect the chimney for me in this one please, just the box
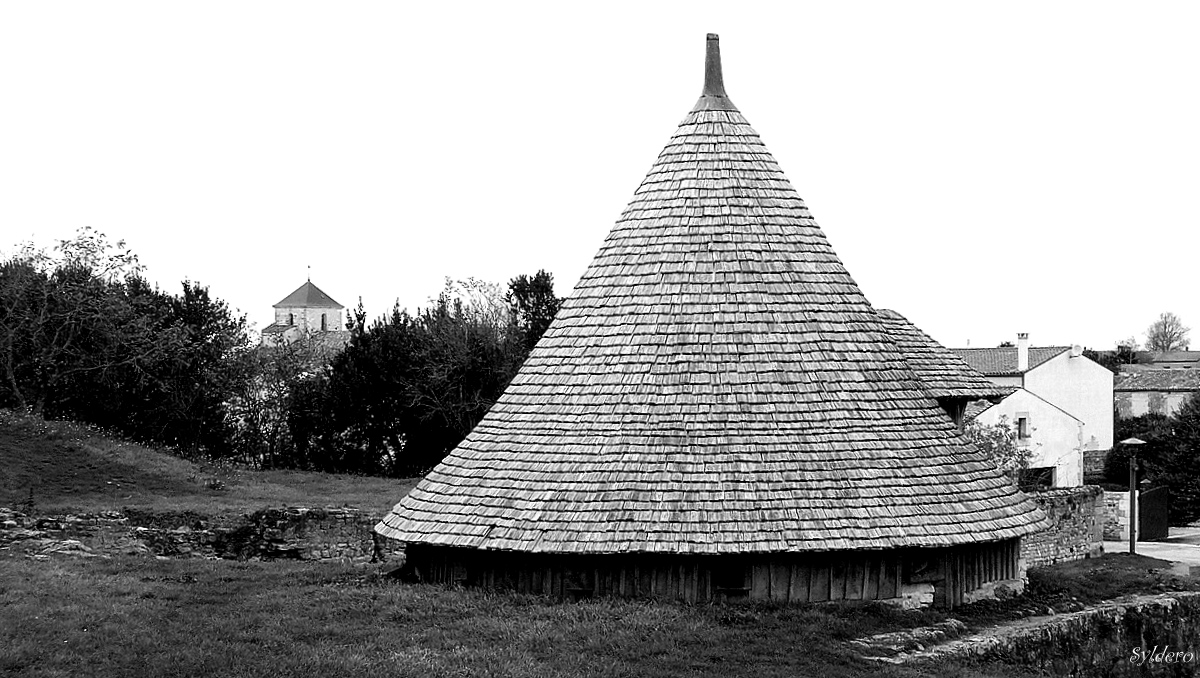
[1017,333,1029,372]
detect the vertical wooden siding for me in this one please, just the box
[403,539,1020,608]
[936,539,1020,608]
[405,539,1019,607]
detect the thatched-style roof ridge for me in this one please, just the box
[876,309,1014,402]
[377,35,1044,555]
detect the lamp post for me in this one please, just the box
[1121,437,1146,554]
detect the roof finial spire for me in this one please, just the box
[703,33,726,98]
[693,33,737,112]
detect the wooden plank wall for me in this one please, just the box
[404,538,1020,608]
[937,539,1020,608]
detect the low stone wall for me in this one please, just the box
[1020,486,1104,568]
[1105,490,1137,541]
[0,507,404,564]
[900,592,1200,677]
[206,507,404,563]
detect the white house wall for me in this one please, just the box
[1024,353,1113,451]
[973,389,1084,487]
[1116,391,1191,418]
[989,375,1023,388]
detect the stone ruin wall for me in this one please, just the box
[4,489,1114,575]
[1020,485,1105,569]
[1,506,404,565]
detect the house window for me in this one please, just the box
[288,313,294,326]
[321,313,327,331]
[1016,415,1031,440]
[1019,466,1056,491]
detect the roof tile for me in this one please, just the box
[952,346,1070,376]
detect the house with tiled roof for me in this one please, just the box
[261,280,350,350]
[954,344,1075,382]
[953,334,1113,487]
[1116,368,1200,418]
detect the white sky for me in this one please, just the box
[3,2,1198,350]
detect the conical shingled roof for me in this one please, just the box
[377,35,1044,554]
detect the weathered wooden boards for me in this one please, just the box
[406,539,1019,606]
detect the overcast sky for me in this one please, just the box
[3,2,1197,350]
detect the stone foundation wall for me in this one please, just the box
[1020,486,1104,568]
[911,592,1200,676]
[1105,490,1137,541]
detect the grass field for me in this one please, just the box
[0,413,1194,677]
[0,553,1059,678]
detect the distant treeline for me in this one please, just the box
[0,228,561,476]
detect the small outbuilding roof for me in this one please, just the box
[273,281,343,309]
[377,34,1044,556]
[952,346,1070,376]
[1136,351,1200,366]
[876,309,1014,402]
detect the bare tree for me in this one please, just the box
[0,229,179,415]
[1146,312,1191,353]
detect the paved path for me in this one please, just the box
[1102,526,1200,571]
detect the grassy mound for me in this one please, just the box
[0,411,418,516]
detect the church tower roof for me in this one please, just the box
[273,281,343,309]
[377,35,1045,555]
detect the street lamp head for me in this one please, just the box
[1121,437,1147,446]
